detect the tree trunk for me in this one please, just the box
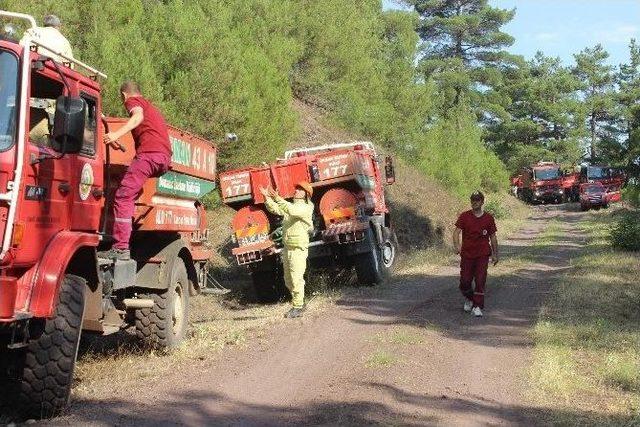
[590,112,597,160]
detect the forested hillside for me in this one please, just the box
[3,0,639,201]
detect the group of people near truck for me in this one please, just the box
[26,14,499,322]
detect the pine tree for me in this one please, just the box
[407,0,516,111]
[486,52,582,172]
[573,44,615,161]
[615,39,640,178]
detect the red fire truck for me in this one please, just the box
[561,169,581,202]
[520,161,564,204]
[220,142,397,302]
[0,12,216,418]
[580,165,626,203]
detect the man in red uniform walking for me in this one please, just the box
[453,191,499,317]
[99,81,172,260]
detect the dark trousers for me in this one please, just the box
[459,256,489,309]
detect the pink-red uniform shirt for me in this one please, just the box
[124,96,172,157]
[455,210,497,258]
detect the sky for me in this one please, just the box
[382,0,640,67]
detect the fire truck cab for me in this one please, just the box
[0,12,216,419]
[580,165,626,203]
[520,161,564,204]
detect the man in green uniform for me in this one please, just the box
[260,182,314,318]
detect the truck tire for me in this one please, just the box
[250,258,288,303]
[354,227,397,286]
[12,274,86,419]
[135,257,189,349]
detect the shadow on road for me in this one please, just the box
[41,205,615,427]
[330,204,587,350]
[54,383,631,426]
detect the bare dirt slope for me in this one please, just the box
[45,205,586,426]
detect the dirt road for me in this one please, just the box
[48,205,586,426]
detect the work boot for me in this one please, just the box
[463,300,473,313]
[472,306,483,317]
[97,248,131,261]
[284,305,306,318]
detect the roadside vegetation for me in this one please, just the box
[4,0,507,198]
[3,1,638,202]
[529,209,640,425]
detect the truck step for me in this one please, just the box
[122,298,155,309]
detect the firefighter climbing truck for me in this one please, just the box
[220,142,397,302]
[0,12,216,418]
[519,161,564,204]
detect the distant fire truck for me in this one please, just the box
[580,165,626,203]
[519,161,564,204]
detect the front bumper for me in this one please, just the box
[532,189,563,201]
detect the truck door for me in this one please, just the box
[0,49,19,262]
[70,91,103,231]
[16,69,71,263]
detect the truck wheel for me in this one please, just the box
[12,274,86,419]
[250,258,287,303]
[354,227,397,286]
[135,257,189,349]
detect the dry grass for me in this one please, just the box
[368,327,425,346]
[74,291,339,398]
[529,209,640,425]
[365,350,398,368]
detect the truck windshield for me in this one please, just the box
[0,50,18,151]
[587,167,609,179]
[534,168,559,180]
[585,186,603,194]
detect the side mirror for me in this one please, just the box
[384,156,395,185]
[52,96,86,154]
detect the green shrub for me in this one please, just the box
[417,109,509,197]
[3,1,511,194]
[622,184,640,208]
[201,191,221,210]
[484,199,508,220]
[610,211,640,251]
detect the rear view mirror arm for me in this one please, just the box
[44,57,72,94]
